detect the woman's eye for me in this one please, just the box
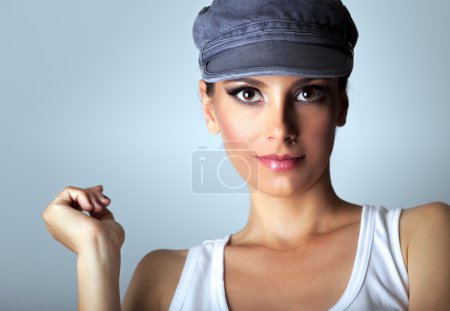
[227,87,263,104]
[296,86,327,103]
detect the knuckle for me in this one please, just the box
[42,204,56,220]
[44,202,68,218]
[41,209,49,222]
[63,185,83,194]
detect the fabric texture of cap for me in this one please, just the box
[192,0,358,82]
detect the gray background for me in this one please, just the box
[1,0,449,310]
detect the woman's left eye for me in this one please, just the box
[295,86,328,103]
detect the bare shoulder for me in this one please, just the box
[122,248,188,311]
[401,201,450,219]
[400,201,450,243]
[400,201,450,260]
[399,201,450,310]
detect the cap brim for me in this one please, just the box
[202,41,352,82]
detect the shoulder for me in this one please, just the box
[400,201,450,246]
[122,248,189,311]
[401,200,450,219]
[400,201,450,263]
[399,201,450,310]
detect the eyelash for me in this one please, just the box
[225,87,263,106]
[225,85,329,106]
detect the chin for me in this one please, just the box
[248,177,310,198]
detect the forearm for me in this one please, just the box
[77,241,122,311]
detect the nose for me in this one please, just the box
[263,93,298,144]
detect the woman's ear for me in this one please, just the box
[336,90,349,127]
[199,80,220,134]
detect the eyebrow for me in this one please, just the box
[224,77,317,88]
[225,77,267,87]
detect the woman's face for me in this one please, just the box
[200,75,348,197]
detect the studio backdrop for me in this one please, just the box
[0,0,449,309]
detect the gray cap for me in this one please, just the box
[192,0,358,82]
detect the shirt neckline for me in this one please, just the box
[212,204,375,311]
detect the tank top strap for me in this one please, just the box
[373,205,409,287]
[329,203,376,310]
[211,235,231,311]
[168,245,202,311]
[168,236,231,311]
[332,204,409,310]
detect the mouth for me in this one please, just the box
[255,155,305,172]
[255,153,304,160]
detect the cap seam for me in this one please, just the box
[203,19,343,45]
[204,29,345,50]
[202,20,347,51]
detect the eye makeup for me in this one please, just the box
[294,85,331,104]
[224,78,333,106]
[225,86,264,106]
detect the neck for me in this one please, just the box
[236,164,351,249]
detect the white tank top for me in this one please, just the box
[168,204,409,310]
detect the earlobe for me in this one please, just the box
[199,80,220,134]
[336,91,349,127]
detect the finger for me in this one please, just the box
[99,194,111,205]
[57,186,94,211]
[87,192,104,213]
[90,184,103,192]
[89,185,110,206]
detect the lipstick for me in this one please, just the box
[256,154,304,172]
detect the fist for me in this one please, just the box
[42,185,125,255]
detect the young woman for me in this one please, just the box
[42,0,450,310]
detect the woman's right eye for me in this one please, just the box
[226,87,263,105]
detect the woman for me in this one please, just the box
[42,0,450,310]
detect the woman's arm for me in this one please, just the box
[77,236,121,311]
[43,185,125,311]
[401,201,450,310]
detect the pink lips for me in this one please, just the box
[256,154,304,172]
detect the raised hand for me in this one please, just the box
[42,185,124,311]
[42,184,125,255]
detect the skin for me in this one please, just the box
[42,75,450,311]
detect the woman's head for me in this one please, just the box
[192,0,357,196]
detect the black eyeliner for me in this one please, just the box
[294,85,331,104]
[224,86,262,106]
[225,86,254,96]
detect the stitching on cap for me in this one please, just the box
[203,19,343,50]
[204,19,341,45]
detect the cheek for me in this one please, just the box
[302,112,337,155]
[214,106,261,186]
[216,106,259,148]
